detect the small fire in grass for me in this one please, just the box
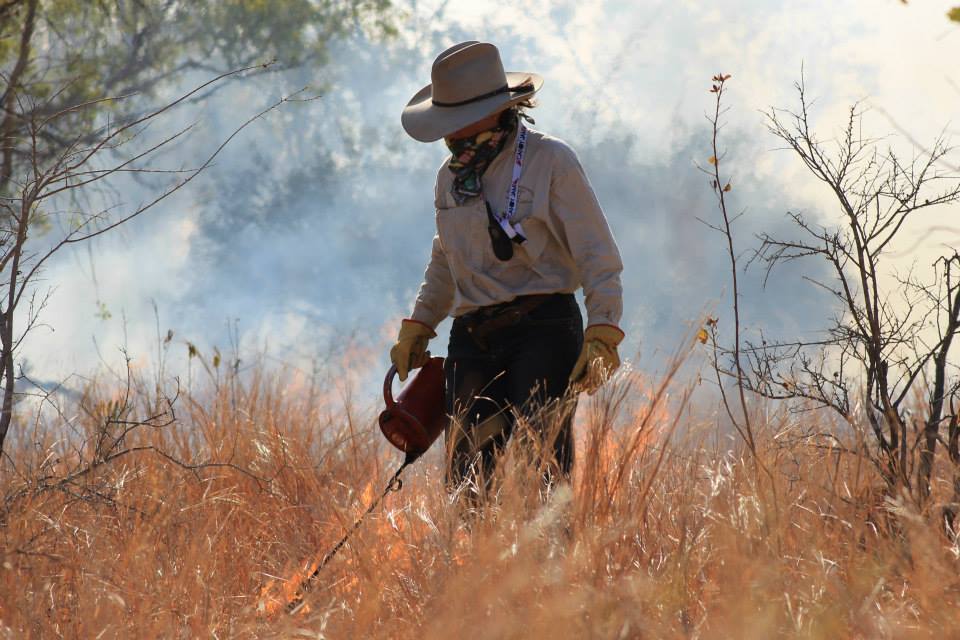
[256,481,378,618]
[257,556,323,618]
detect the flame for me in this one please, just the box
[382,508,411,568]
[359,481,375,508]
[257,554,323,619]
[450,527,470,567]
[257,479,408,618]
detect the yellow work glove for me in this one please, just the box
[389,319,437,381]
[569,324,625,394]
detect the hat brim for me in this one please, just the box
[401,72,543,143]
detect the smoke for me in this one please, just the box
[23,0,960,395]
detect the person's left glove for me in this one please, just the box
[569,324,625,394]
[389,319,437,381]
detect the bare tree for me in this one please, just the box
[742,77,960,506]
[0,59,306,457]
[699,73,757,458]
[698,74,787,548]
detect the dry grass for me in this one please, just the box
[1,352,959,639]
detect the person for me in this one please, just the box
[390,41,625,499]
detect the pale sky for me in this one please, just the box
[25,0,960,394]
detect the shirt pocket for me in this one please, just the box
[512,197,548,265]
[436,200,489,275]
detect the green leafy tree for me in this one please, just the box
[0,0,394,197]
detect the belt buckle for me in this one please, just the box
[465,321,489,351]
[500,308,524,324]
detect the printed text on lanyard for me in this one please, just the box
[492,122,528,242]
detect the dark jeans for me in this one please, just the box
[444,293,584,496]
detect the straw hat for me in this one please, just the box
[401,41,543,143]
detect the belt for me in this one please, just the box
[460,294,555,350]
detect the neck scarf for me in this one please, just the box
[446,109,518,205]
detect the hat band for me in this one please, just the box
[431,82,534,108]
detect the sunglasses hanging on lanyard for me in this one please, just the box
[485,122,529,262]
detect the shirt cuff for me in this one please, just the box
[586,323,625,339]
[409,307,443,332]
[586,311,622,329]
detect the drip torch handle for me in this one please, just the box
[383,364,399,409]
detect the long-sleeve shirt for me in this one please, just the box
[410,126,623,329]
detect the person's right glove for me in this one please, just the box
[389,319,437,381]
[569,324,625,394]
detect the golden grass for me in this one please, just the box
[2,357,959,639]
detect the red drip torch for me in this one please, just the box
[378,356,447,462]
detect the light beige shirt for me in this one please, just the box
[410,126,623,329]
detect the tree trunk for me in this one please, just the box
[0,0,38,197]
[920,271,960,502]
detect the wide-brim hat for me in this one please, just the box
[402,41,543,143]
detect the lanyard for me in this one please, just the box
[490,122,527,242]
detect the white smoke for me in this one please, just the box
[23,0,960,394]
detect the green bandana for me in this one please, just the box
[446,109,518,205]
